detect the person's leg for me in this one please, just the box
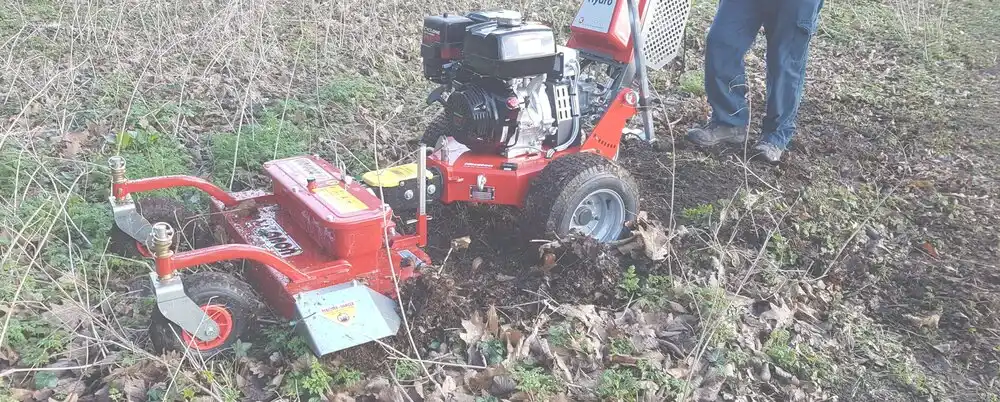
[755,0,824,161]
[687,0,765,146]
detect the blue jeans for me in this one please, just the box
[704,0,824,149]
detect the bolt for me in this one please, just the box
[476,174,487,191]
[151,222,174,258]
[404,189,414,200]
[427,184,436,195]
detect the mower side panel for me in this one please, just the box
[427,140,581,208]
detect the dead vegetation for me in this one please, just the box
[2,0,999,401]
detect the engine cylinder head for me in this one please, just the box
[445,85,511,153]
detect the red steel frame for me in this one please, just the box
[427,87,638,207]
[112,167,429,319]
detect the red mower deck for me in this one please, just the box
[210,156,427,319]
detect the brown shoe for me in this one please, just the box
[686,123,749,147]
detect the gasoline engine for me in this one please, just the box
[418,0,692,155]
[420,11,569,156]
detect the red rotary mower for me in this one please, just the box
[106,0,691,358]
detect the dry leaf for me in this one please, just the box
[920,241,939,258]
[60,130,90,159]
[121,378,147,402]
[466,367,500,392]
[440,375,458,394]
[327,392,356,402]
[459,311,487,345]
[632,212,671,261]
[502,329,523,347]
[411,381,426,399]
[471,256,484,270]
[793,303,820,324]
[556,304,602,329]
[42,301,89,332]
[759,301,794,328]
[485,305,500,338]
[540,252,557,271]
[903,313,940,329]
[451,236,471,250]
[7,388,32,401]
[617,211,682,261]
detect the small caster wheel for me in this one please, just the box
[148,272,260,358]
[522,152,640,242]
[109,196,214,257]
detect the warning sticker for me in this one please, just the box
[280,157,334,182]
[322,301,356,326]
[314,185,368,214]
[571,0,616,33]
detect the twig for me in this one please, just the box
[370,114,441,390]
[385,362,417,402]
[0,361,114,379]
[386,356,488,371]
[436,246,455,275]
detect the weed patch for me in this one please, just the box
[5,317,70,367]
[597,368,641,401]
[679,70,706,96]
[764,329,836,383]
[210,112,314,189]
[510,365,563,400]
[104,129,195,201]
[321,76,379,107]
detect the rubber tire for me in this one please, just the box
[148,272,260,359]
[108,196,213,257]
[419,111,450,147]
[522,152,640,242]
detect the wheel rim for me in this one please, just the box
[569,189,626,242]
[181,304,234,351]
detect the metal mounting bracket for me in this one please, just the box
[149,272,220,342]
[110,194,155,249]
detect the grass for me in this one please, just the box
[679,70,706,96]
[393,359,420,381]
[108,129,195,200]
[210,111,314,189]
